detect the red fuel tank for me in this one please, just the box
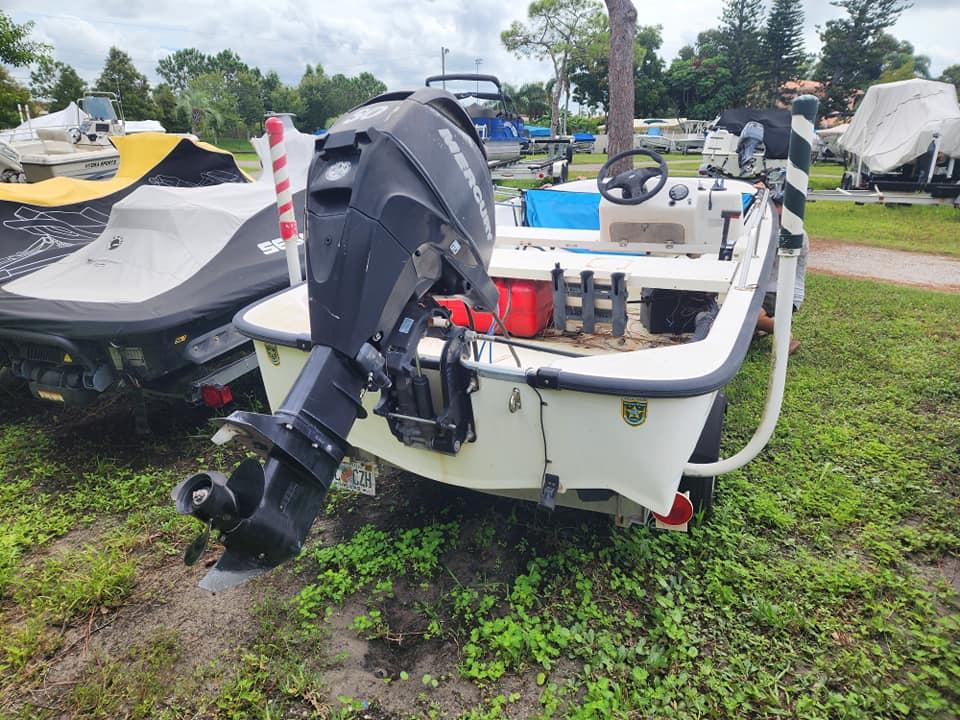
[437,278,553,338]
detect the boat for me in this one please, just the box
[0,133,248,283]
[635,118,708,154]
[572,131,596,153]
[700,108,790,179]
[170,88,818,591]
[3,93,128,182]
[839,79,960,198]
[425,74,526,163]
[0,129,315,407]
[814,123,847,163]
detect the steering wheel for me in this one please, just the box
[66,127,82,144]
[597,148,669,205]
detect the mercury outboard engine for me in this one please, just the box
[736,120,765,172]
[173,89,500,591]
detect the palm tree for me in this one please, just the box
[175,84,222,137]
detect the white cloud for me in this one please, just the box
[5,0,959,94]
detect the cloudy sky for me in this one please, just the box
[6,0,959,94]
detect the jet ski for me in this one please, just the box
[169,90,818,592]
[0,130,315,406]
[0,133,248,283]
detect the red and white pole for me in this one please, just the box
[265,117,302,286]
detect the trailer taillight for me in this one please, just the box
[201,384,234,408]
[652,492,694,526]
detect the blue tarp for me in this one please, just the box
[573,132,595,142]
[527,126,551,137]
[525,189,601,230]
[524,188,757,232]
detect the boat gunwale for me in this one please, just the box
[234,200,779,400]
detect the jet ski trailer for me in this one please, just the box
[172,91,819,591]
[0,130,316,408]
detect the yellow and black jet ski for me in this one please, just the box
[0,133,249,282]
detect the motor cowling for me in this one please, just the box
[173,89,499,591]
[736,120,765,172]
[305,89,499,355]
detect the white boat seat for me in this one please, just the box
[488,247,735,293]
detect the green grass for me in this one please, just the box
[0,274,958,718]
[806,203,960,256]
[205,137,255,155]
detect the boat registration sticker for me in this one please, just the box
[621,398,648,427]
[333,459,377,496]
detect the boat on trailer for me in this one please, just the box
[839,79,960,199]
[3,94,127,183]
[700,108,791,180]
[0,130,315,410]
[172,88,817,591]
[425,74,526,164]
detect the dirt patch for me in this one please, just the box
[27,554,257,699]
[19,545,307,715]
[809,239,960,293]
[915,554,960,597]
[308,476,599,718]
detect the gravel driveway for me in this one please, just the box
[809,239,960,293]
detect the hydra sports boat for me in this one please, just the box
[700,108,790,179]
[3,94,128,182]
[0,130,315,406]
[171,88,815,591]
[0,133,247,283]
[839,79,960,197]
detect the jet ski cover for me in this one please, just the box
[714,108,791,159]
[0,134,248,282]
[0,132,317,339]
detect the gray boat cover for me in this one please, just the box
[0,131,316,339]
[839,79,960,173]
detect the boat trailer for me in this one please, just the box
[807,188,960,207]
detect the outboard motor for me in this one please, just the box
[736,120,765,172]
[173,89,500,591]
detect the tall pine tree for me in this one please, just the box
[718,0,764,107]
[760,0,805,105]
[95,47,155,120]
[815,0,910,115]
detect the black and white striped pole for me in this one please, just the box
[685,94,819,478]
[770,93,819,345]
[780,95,819,253]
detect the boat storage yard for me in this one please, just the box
[0,9,958,719]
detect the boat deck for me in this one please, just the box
[538,307,692,354]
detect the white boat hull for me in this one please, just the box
[20,149,120,182]
[251,336,716,520]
